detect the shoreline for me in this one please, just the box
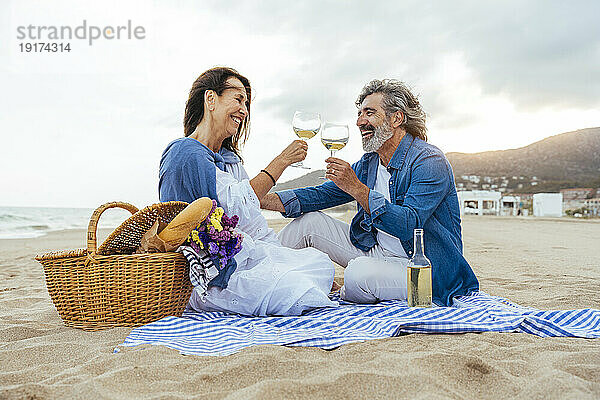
[2,212,599,242]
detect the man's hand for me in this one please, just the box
[325,157,370,213]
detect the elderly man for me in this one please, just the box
[261,79,479,306]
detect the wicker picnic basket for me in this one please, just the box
[35,201,194,331]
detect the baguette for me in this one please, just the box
[158,197,214,247]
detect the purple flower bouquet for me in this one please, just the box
[186,200,243,270]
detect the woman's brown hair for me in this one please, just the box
[184,67,251,160]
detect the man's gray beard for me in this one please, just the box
[362,121,394,152]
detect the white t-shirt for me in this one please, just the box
[373,162,408,258]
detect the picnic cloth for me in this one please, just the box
[177,245,236,300]
[118,292,600,356]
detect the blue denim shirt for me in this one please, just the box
[276,134,479,306]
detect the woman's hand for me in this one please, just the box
[277,140,308,167]
[250,140,307,202]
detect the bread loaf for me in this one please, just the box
[158,197,214,247]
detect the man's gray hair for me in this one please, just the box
[355,79,427,141]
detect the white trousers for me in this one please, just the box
[278,211,408,303]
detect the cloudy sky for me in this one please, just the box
[1,0,599,207]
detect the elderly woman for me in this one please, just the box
[159,67,337,316]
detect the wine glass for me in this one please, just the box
[291,111,321,169]
[321,123,349,178]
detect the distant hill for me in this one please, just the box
[272,170,357,212]
[273,170,327,191]
[447,127,600,192]
[274,127,600,194]
[447,127,600,182]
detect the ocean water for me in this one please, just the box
[0,207,348,239]
[0,206,133,239]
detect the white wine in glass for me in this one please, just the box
[293,128,319,140]
[321,137,348,152]
[291,111,321,169]
[321,123,349,178]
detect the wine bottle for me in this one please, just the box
[407,228,432,307]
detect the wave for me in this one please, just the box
[0,213,35,222]
[0,207,132,239]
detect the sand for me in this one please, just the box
[1,215,599,399]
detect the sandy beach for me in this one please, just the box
[1,215,599,399]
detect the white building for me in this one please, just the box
[500,195,521,216]
[461,175,481,184]
[458,191,501,216]
[583,198,600,217]
[533,193,563,217]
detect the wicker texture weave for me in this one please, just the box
[35,201,193,331]
[96,201,188,255]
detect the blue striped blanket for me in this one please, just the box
[119,292,600,356]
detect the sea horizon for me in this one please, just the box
[0,206,353,240]
[0,206,133,239]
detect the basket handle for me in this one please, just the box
[87,202,139,254]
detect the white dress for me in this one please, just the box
[187,162,338,316]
